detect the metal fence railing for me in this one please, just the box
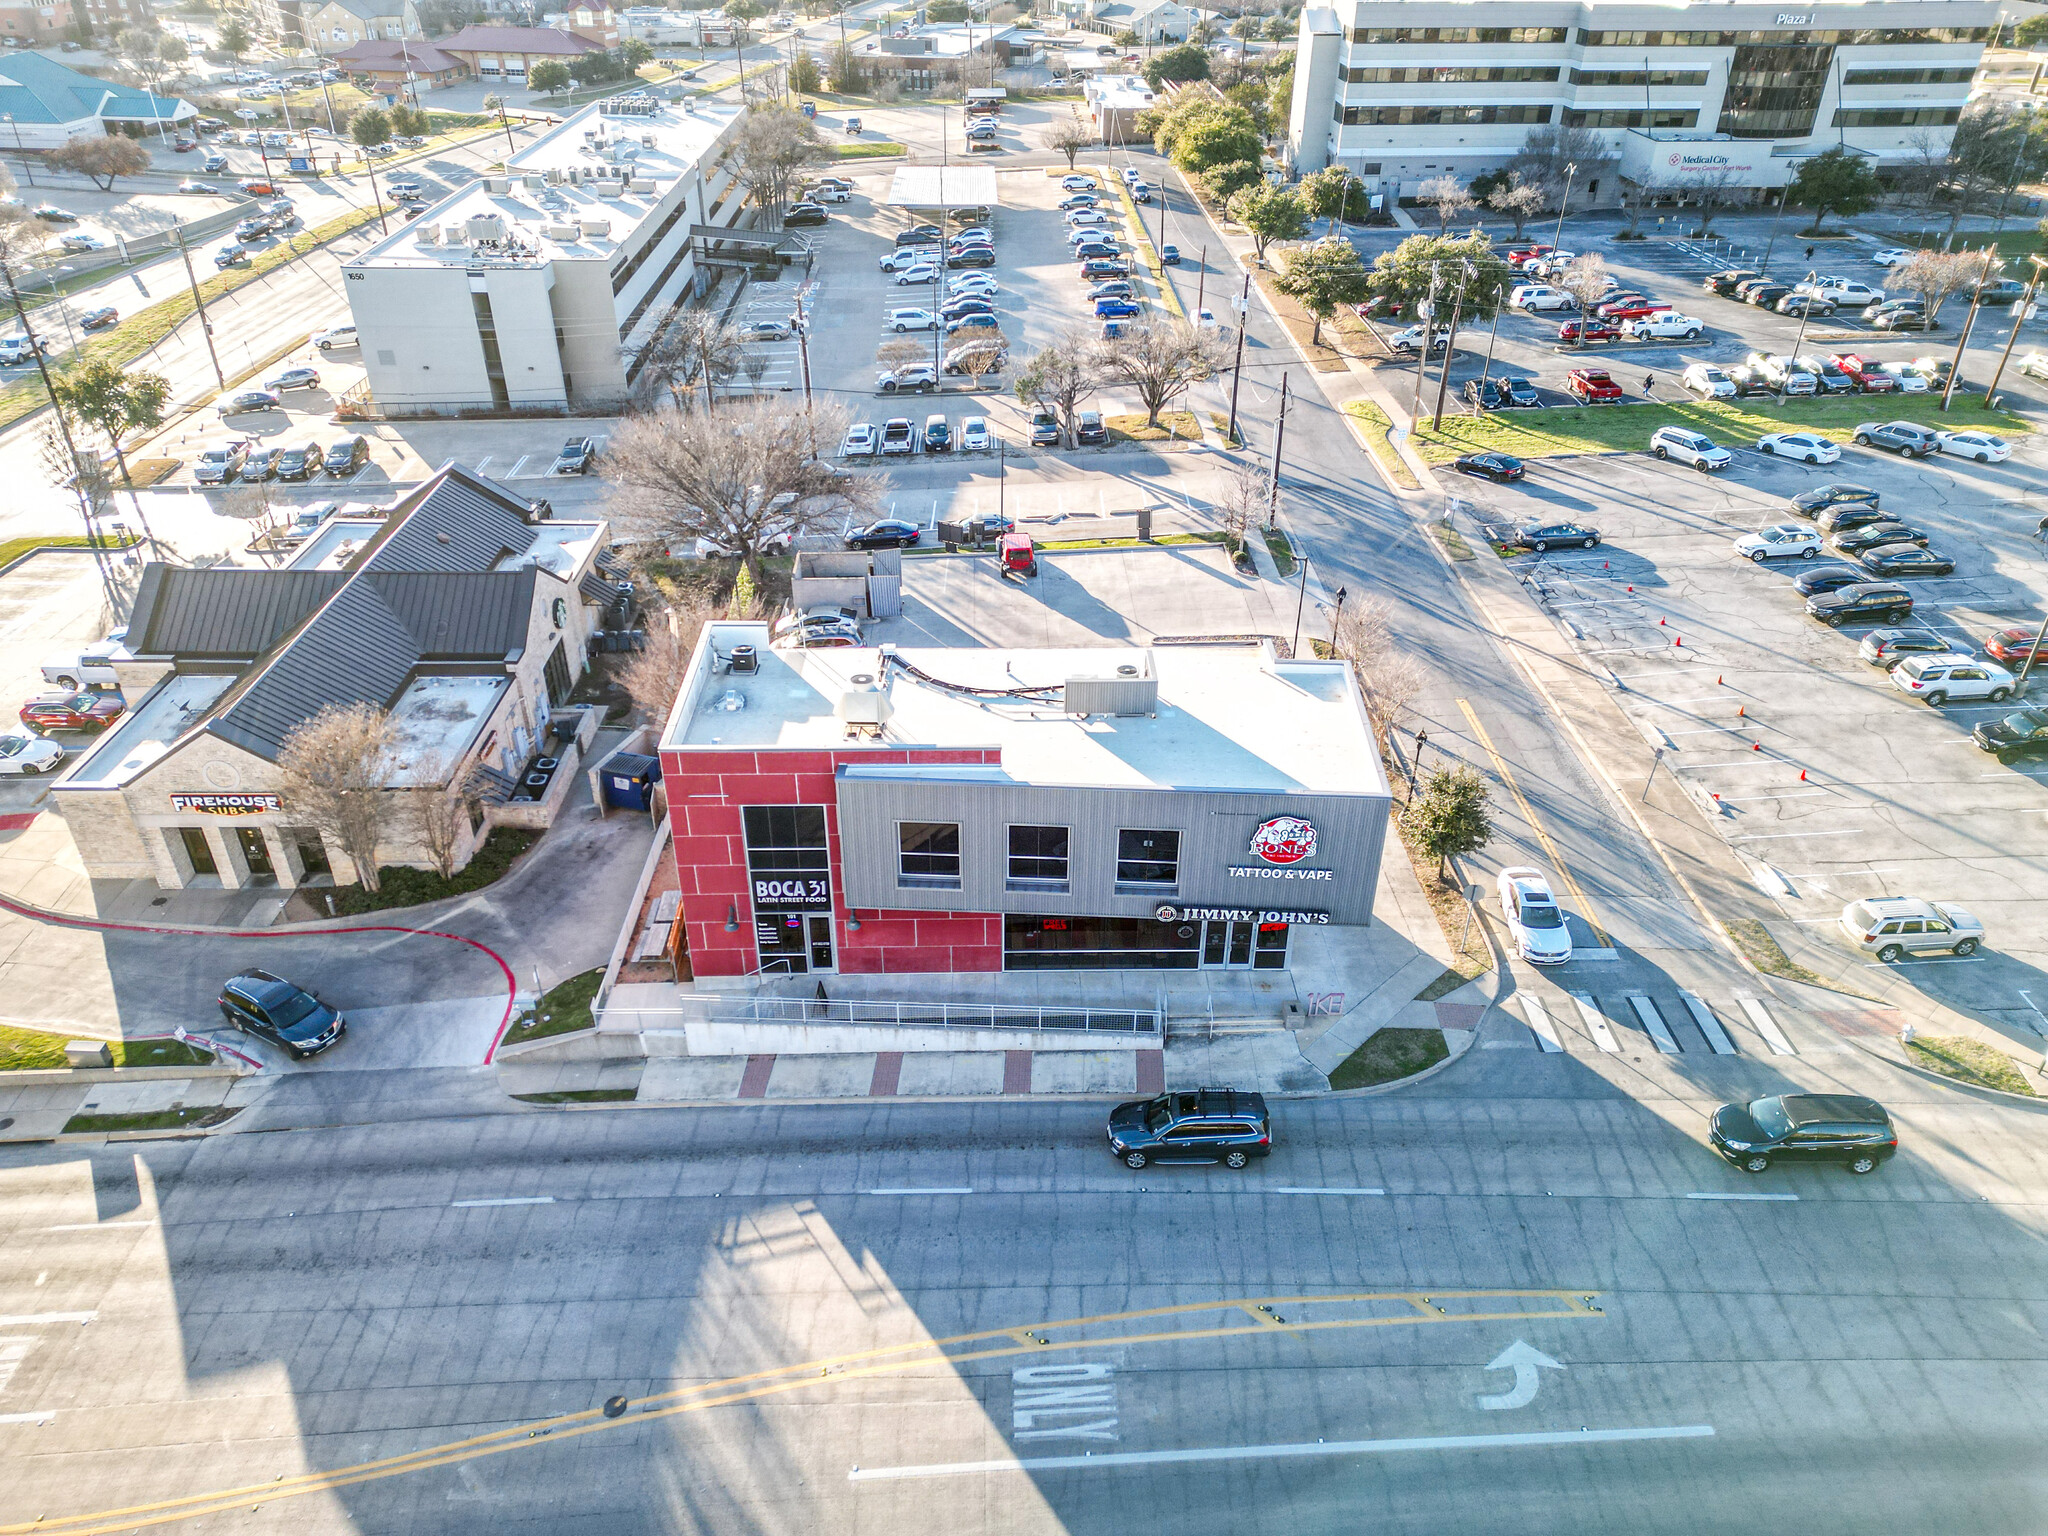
[693,995,1162,1035]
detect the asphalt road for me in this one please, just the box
[4,1079,2047,1534]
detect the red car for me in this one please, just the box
[1506,245,1553,268]
[1986,627,2048,666]
[20,690,124,733]
[1568,367,1624,402]
[1558,319,1620,343]
[1829,353,1896,393]
[1598,296,1672,320]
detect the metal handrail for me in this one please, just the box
[737,996,1160,1034]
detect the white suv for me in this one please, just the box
[1838,895,1984,960]
[1511,284,1576,311]
[1734,523,1822,562]
[1622,311,1705,340]
[886,307,937,332]
[1807,276,1884,307]
[1650,426,1732,471]
[1890,653,2017,707]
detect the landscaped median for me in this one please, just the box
[1341,399,1422,490]
[0,200,387,436]
[1402,394,2032,466]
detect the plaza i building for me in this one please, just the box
[1286,0,2000,206]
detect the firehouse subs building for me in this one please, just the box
[659,623,1392,978]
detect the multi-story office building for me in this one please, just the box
[1288,0,1999,205]
[342,94,748,416]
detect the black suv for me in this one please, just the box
[1709,1093,1896,1175]
[217,968,345,1058]
[323,435,369,477]
[1107,1088,1271,1170]
[1807,581,1913,626]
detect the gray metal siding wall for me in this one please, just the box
[836,774,1390,925]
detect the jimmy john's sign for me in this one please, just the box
[1156,905,1330,925]
[170,793,282,816]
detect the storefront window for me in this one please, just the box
[1007,824,1069,889]
[1115,828,1179,890]
[898,821,962,888]
[1004,915,1200,971]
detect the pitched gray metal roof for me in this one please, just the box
[128,567,348,658]
[362,471,538,575]
[371,570,537,659]
[209,580,422,760]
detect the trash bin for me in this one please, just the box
[601,753,663,811]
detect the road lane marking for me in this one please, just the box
[1627,995,1682,1054]
[45,1221,157,1231]
[0,1409,57,1426]
[1518,994,1565,1052]
[1569,993,1621,1052]
[450,1196,555,1208]
[1734,996,1796,1055]
[1264,1187,1387,1196]
[1686,1192,1798,1202]
[848,1424,1716,1481]
[862,1187,973,1195]
[0,1313,96,1326]
[1456,698,1610,945]
[1680,993,1737,1055]
[7,1289,1604,1535]
[1728,829,1867,841]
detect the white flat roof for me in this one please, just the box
[884,165,999,209]
[352,97,741,272]
[285,518,386,571]
[65,673,237,787]
[666,627,1385,797]
[388,674,508,783]
[496,521,603,578]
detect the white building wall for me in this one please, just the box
[351,262,500,413]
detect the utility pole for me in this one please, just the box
[1194,244,1208,317]
[173,222,227,390]
[1431,261,1473,430]
[1782,268,1818,398]
[1941,256,1993,412]
[1224,268,1250,445]
[1288,554,1310,657]
[1475,296,1504,397]
[1266,372,1288,528]
[1549,161,1576,254]
[1412,262,1441,418]
[1984,253,2047,406]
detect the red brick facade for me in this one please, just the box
[659,744,1005,977]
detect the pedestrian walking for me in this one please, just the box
[1643,372,1656,398]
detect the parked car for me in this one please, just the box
[552,437,598,474]
[892,263,940,286]
[1984,627,2048,667]
[1806,581,1914,626]
[1871,247,1916,267]
[1870,308,1936,331]
[1454,451,1527,483]
[1725,363,1775,397]
[1682,363,1737,400]
[1936,429,2010,463]
[1807,277,1884,307]
[313,324,357,352]
[1756,431,1841,464]
[1745,284,1793,309]
[1703,268,1761,295]
[19,690,124,733]
[1747,352,1814,393]
[1623,311,1704,340]
[847,518,922,549]
[217,389,281,416]
[1072,241,1121,262]
[1650,426,1731,471]
[947,247,997,268]
[1080,258,1130,281]
[217,968,346,1059]
[1389,324,1449,354]
[1830,521,1928,556]
[1106,1088,1271,1170]
[784,202,827,226]
[1710,1093,1897,1176]
[1557,319,1620,343]
[1511,284,1576,312]
[886,307,938,333]
[876,365,937,394]
[1059,193,1099,211]
[1974,704,2048,761]
[271,439,321,482]
[193,441,248,485]
[1029,408,1059,446]
[1775,292,1834,317]
[1792,355,1856,394]
[1567,367,1623,401]
[263,366,321,393]
[840,423,879,458]
[61,234,107,255]
[1875,361,1928,393]
[1791,483,1880,518]
[1735,523,1822,562]
[1795,563,1877,597]
[1838,897,1982,961]
[1464,376,1540,409]
[1598,296,1673,321]
[213,243,248,268]
[960,416,991,452]
[942,342,1007,375]
[1508,517,1599,550]
[1853,420,1942,458]
[1060,174,1097,190]
[0,732,63,775]
[31,204,77,223]
[203,152,229,172]
[1818,502,1898,535]
[922,413,951,452]
[323,435,369,477]
[1093,296,1140,319]
[1860,544,1955,577]
[893,224,943,247]
[1859,628,1952,669]
[1076,410,1108,445]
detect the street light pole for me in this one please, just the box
[4,113,33,187]
[1289,554,1310,657]
[1549,161,1576,253]
[173,221,227,390]
[1223,268,1250,445]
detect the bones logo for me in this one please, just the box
[1248,815,1317,866]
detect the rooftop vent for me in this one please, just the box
[543,221,582,241]
[835,680,894,731]
[484,175,511,193]
[1063,654,1157,717]
[414,222,441,243]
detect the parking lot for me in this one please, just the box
[1448,426,2048,1025]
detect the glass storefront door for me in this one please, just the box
[1201,920,1256,969]
[755,911,835,974]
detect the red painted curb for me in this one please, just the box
[0,890,520,1066]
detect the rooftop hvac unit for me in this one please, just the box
[640,132,655,147]
[442,220,468,243]
[414,222,442,243]
[466,213,509,241]
[579,218,612,239]
[566,166,582,183]
[522,173,545,190]
[543,221,581,241]
[544,167,563,184]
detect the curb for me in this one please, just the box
[1323,1013,1483,1097]
[1875,1037,2048,1110]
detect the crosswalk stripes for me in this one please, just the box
[1680,992,1738,1055]
[1569,993,1623,1053]
[1734,995,1797,1055]
[1517,995,1565,1052]
[1627,995,1683,1054]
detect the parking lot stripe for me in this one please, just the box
[507,454,531,477]
[1734,996,1797,1055]
[1627,995,1683,1054]
[1457,699,1610,946]
[1518,994,1565,1052]
[1569,993,1622,1053]
[1686,1192,1797,1202]
[1680,993,1738,1055]
[1728,828,1867,840]
[451,1196,554,1208]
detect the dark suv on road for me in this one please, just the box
[1108,1088,1271,1169]
[217,968,346,1058]
[1709,1093,1896,1175]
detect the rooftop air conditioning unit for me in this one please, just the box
[544,167,563,184]
[543,221,581,240]
[414,222,442,243]
[580,218,612,238]
[640,132,655,147]
[466,213,508,241]
[443,220,468,242]
[522,173,545,190]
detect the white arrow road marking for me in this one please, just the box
[1476,1340,1565,1411]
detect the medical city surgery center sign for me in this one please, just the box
[1228,815,1335,882]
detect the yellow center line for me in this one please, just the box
[3,1289,1600,1535]
[1456,697,1612,947]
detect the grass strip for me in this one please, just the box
[1414,967,1476,1003]
[1330,1026,1449,1090]
[500,968,605,1049]
[1405,394,2031,465]
[0,533,137,573]
[63,1105,240,1134]
[1341,399,1422,490]
[0,1025,215,1072]
[1722,916,1882,1000]
[513,1088,638,1104]
[327,827,539,916]
[1263,528,1296,575]
[1206,411,1244,448]
[1033,531,1225,551]
[1905,1034,2037,1094]
[837,141,908,159]
[1104,410,1201,444]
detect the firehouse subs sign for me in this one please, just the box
[169,793,282,816]
[1156,904,1331,925]
[1227,814,1334,882]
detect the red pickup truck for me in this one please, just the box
[1568,367,1624,402]
[1829,353,1897,393]
[1598,295,1673,320]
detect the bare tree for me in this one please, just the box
[47,135,151,191]
[276,703,401,895]
[0,203,50,269]
[876,337,929,371]
[949,332,1009,391]
[1893,248,2001,323]
[1416,174,1474,234]
[410,754,485,880]
[1483,172,1546,241]
[1013,333,1100,448]
[1212,456,1271,550]
[1900,129,1951,218]
[604,395,882,576]
[1095,317,1224,429]
[636,311,744,411]
[1045,109,1096,169]
[1555,254,1613,347]
[1507,123,1614,204]
[1333,596,1426,747]
[729,106,830,225]
[616,590,714,724]
[1678,165,1742,238]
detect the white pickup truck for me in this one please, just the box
[41,637,129,691]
